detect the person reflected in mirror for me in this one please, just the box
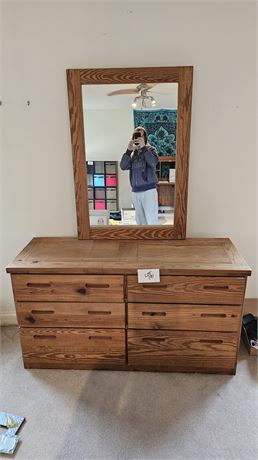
[120,126,159,225]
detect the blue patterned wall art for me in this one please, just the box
[133,109,177,156]
[133,109,177,178]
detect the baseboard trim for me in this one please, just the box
[243,298,258,315]
[0,312,18,326]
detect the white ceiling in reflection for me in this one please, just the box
[82,83,178,110]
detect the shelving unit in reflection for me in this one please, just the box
[156,156,176,210]
[87,161,118,212]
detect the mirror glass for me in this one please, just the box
[82,82,178,226]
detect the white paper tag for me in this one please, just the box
[137,269,160,283]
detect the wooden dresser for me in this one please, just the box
[6,237,251,374]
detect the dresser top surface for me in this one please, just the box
[6,238,251,276]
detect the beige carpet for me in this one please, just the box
[0,326,257,460]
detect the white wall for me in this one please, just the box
[1,1,256,323]
[84,108,134,208]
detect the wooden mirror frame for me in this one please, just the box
[67,66,193,239]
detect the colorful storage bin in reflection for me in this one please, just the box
[95,200,105,210]
[88,200,94,210]
[95,188,105,199]
[105,162,117,174]
[88,187,94,200]
[106,188,116,199]
[106,200,117,211]
[94,161,105,174]
[106,174,117,186]
[87,174,94,186]
[94,174,105,187]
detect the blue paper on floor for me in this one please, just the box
[0,433,20,455]
[0,411,25,454]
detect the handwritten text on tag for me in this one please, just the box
[137,269,160,283]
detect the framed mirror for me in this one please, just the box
[67,66,193,239]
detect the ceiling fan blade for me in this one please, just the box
[107,88,139,96]
[144,83,157,90]
[151,91,170,95]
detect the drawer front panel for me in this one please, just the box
[128,330,237,368]
[127,276,245,305]
[16,302,125,328]
[20,328,125,365]
[12,274,124,302]
[128,303,242,332]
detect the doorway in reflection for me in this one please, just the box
[83,83,178,226]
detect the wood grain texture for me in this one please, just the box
[6,237,250,374]
[126,358,236,374]
[67,69,89,239]
[127,275,246,305]
[12,274,124,302]
[128,303,242,331]
[159,156,176,163]
[157,182,175,207]
[21,327,125,366]
[173,67,193,238]
[6,238,252,276]
[66,66,193,239]
[16,302,125,328]
[78,66,182,85]
[127,330,238,366]
[88,226,177,240]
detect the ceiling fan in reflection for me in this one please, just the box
[107,83,158,108]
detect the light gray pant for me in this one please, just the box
[132,188,159,225]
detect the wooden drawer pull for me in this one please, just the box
[77,284,110,294]
[31,310,55,314]
[203,285,229,290]
[142,312,166,317]
[201,313,227,318]
[142,284,168,289]
[88,310,111,315]
[89,335,112,340]
[33,335,56,340]
[27,283,51,288]
[142,337,166,342]
[85,284,110,289]
[199,339,223,344]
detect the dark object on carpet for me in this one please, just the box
[241,313,257,356]
[109,211,121,221]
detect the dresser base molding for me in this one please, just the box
[22,363,236,375]
[6,238,251,375]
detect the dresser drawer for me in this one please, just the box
[128,303,242,332]
[16,302,125,328]
[127,276,245,305]
[128,330,237,372]
[11,275,124,302]
[20,328,125,367]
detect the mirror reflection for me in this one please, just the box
[82,83,178,226]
